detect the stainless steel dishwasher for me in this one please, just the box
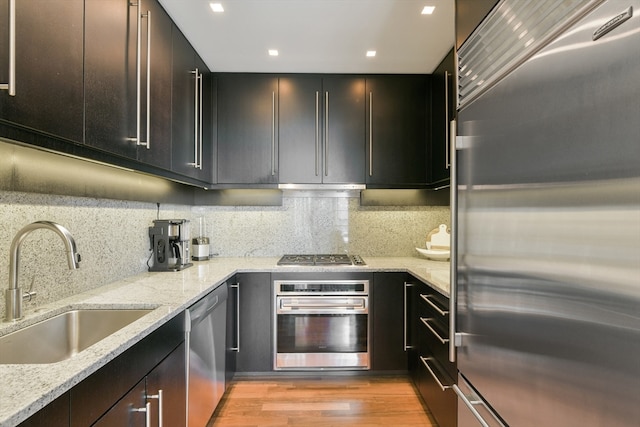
[185,283,228,427]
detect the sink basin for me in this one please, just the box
[0,308,154,364]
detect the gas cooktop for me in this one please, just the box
[277,254,366,266]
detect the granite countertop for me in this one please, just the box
[0,256,449,426]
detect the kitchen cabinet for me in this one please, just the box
[226,278,238,383]
[371,272,409,371]
[17,392,69,427]
[216,74,279,185]
[137,0,174,170]
[409,278,456,427]
[85,0,173,170]
[365,75,429,187]
[93,342,186,426]
[0,0,84,143]
[146,340,187,426]
[233,272,273,373]
[279,75,366,184]
[430,48,456,186]
[92,378,147,426]
[171,27,214,182]
[69,311,185,427]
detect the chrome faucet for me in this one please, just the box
[5,221,81,322]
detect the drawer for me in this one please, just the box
[415,352,457,427]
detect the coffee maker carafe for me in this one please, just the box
[148,219,193,271]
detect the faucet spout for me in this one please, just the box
[5,221,81,322]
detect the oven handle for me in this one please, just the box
[277,297,367,312]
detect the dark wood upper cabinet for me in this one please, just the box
[0,0,84,143]
[85,0,174,170]
[365,75,429,186]
[430,48,456,186]
[216,74,279,185]
[279,75,366,184]
[137,0,173,170]
[84,0,138,159]
[171,28,213,182]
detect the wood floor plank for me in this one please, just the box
[208,376,437,427]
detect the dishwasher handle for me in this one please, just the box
[186,283,228,328]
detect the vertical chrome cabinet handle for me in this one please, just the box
[192,68,200,169]
[230,283,240,352]
[133,4,150,148]
[131,402,151,427]
[315,91,320,176]
[444,71,449,169]
[369,91,373,176]
[144,10,151,149]
[139,9,151,149]
[403,282,414,351]
[0,0,16,95]
[271,91,276,176]
[449,118,458,363]
[324,91,329,176]
[147,389,163,427]
[199,69,203,169]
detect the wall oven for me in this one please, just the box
[273,276,370,370]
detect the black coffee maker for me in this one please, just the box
[148,219,193,271]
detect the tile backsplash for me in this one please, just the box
[0,190,449,318]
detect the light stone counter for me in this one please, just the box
[0,256,449,426]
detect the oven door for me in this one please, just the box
[275,296,369,370]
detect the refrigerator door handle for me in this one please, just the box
[449,119,458,362]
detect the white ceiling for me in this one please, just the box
[158,0,455,74]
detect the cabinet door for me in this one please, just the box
[279,75,366,184]
[18,392,69,427]
[226,279,238,384]
[430,48,456,186]
[278,75,323,184]
[371,272,409,371]
[136,0,173,170]
[147,342,186,427]
[365,75,428,186]
[93,379,147,427]
[235,272,273,372]
[0,0,83,143]
[85,0,137,158]
[322,76,366,184]
[217,74,279,184]
[171,28,213,182]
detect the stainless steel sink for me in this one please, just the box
[0,308,154,364]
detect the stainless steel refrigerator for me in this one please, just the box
[452,0,640,425]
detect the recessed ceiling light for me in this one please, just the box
[210,3,224,13]
[366,50,376,57]
[421,6,435,15]
[269,49,279,56]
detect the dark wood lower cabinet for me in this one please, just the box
[409,277,457,427]
[235,273,273,373]
[17,392,69,427]
[371,272,409,371]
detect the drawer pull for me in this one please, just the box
[420,317,449,344]
[420,294,449,316]
[420,356,452,391]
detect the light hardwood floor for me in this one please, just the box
[208,376,438,426]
